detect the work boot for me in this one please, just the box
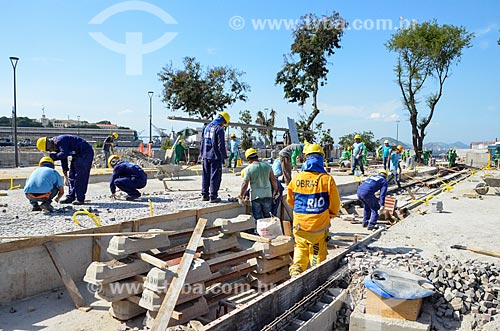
[201,195,209,201]
[348,172,354,175]
[31,204,42,212]
[209,197,221,203]
[40,202,54,213]
[125,195,140,201]
[72,200,85,205]
[367,225,378,231]
[59,197,74,204]
[362,223,368,228]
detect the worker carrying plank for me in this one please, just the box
[287,144,341,277]
[36,135,94,205]
[108,155,147,201]
[357,169,389,230]
[24,156,64,212]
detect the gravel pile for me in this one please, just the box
[344,246,500,329]
[92,149,163,168]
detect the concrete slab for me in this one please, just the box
[295,290,347,331]
[202,233,240,254]
[106,229,170,257]
[144,296,209,327]
[252,235,294,259]
[213,214,255,234]
[251,266,290,288]
[95,278,144,302]
[109,299,147,321]
[139,284,205,311]
[349,305,431,331]
[143,258,212,292]
[250,255,291,274]
[83,259,151,285]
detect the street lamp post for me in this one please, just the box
[148,91,154,144]
[9,57,19,167]
[77,116,80,135]
[396,120,400,145]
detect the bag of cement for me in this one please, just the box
[256,216,283,239]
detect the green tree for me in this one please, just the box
[255,108,276,147]
[276,12,345,141]
[97,120,112,124]
[0,116,11,126]
[386,21,473,162]
[238,110,254,150]
[158,57,250,120]
[338,131,376,152]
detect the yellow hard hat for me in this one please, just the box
[230,133,236,138]
[378,169,389,179]
[219,112,230,125]
[303,143,325,156]
[108,154,120,168]
[354,134,361,140]
[38,156,54,166]
[347,146,352,150]
[112,132,119,139]
[397,145,404,152]
[245,148,258,160]
[36,137,47,152]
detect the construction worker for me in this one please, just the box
[36,135,94,205]
[24,156,64,212]
[377,140,392,170]
[279,143,304,185]
[108,155,147,200]
[239,148,278,220]
[200,112,230,203]
[340,146,351,168]
[103,132,118,168]
[448,149,457,168]
[173,140,187,165]
[349,134,365,175]
[357,169,389,230]
[227,133,241,168]
[288,144,341,277]
[388,145,403,188]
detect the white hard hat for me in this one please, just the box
[384,140,389,144]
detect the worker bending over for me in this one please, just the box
[357,170,389,230]
[108,155,147,200]
[279,143,304,185]
[288,144,340,277]
[36,135,94,205]
[24,157,64,212]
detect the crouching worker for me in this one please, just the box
[108,155,147,201]
[357,169,389,230]
[24,156,64,212]
[287,144,340,277]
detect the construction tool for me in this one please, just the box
[450,245,500,258]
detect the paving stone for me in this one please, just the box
[107,229,170,257]
[252,235,294,259]
[213,214,255,233]
[95,278,144,302]
[450,297,463,311]
[110,299,146,321]
[139,284,205,311]
[84,259,151,285]
[202,233,239,254]
[250,255,291,274]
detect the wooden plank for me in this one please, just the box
[207,249,260,272]
[134,252,170,269]
[282,221,292,237]
[92,237,101,262]
[152,218,207,331]
[44,242,87,309]
[238,232,271,243]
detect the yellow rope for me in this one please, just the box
[72,208,102,227]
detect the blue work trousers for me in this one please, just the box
[201,159,222,200]
[114,175,147,197]
[383,156,389,170]
[251,197,273,220]
[67,150,94,202]
[357,191,379,227]
[351,157,365,174]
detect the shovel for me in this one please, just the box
[450,245,500,258]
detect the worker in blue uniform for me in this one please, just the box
[36,135,94,205]
[357,169,389,230]
[107,155,147,200]
[200,112,230,203]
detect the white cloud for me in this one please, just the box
[117,108,133,115]
[475,23,498,37]
[370,112,383,119]
[320,99,403,121]
[207,48,217,55]
[30,57,65,63]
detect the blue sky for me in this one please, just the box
[0,0,498,144]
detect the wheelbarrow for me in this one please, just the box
[474,176,500,195]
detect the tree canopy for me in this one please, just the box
[158,57,250,120]
[386,20,473,161]
[276,12,345,140]
[338,131,377,152]
[0,116,42,127]
[238,110,254,150]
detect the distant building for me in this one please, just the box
[470,141,497,150]
[96,123,118,130]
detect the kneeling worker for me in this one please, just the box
[357,169,389,230]
[24,156,64,212]
[287,144,341,277]
[108,155,147,200]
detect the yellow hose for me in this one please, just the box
[72,208,102,227]
[148,199,154,217]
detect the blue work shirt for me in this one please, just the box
[24,167,63,194]
[200,120,227,161]
[229,139,241,153]
[357,174,388,206]
[389,152,401,171]
[352,142,365,158]
[49,135,94,172]
[109,161,147,194]
[381,145,392,158]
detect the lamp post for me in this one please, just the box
[396,120,400,145]
[77,116,80,135]
[148,91,154,144]
[9,57,19,168]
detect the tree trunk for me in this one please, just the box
[304,84,319,142]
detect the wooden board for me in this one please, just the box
[44,242,87,309]
[151,218,207,331]
[365,289,422,321]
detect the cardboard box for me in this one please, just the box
[365,289,422,321]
